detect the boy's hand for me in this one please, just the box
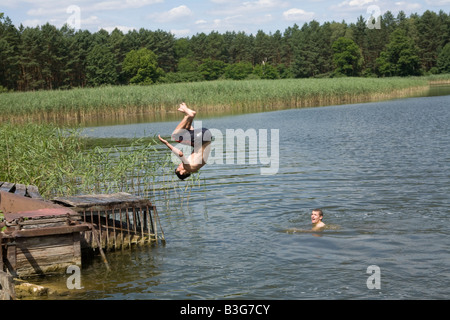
[158,135,168,144]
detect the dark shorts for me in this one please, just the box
[176,128,212,147]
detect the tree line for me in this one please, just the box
[1,10,450,92]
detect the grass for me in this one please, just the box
[0,123,200,206]
[1,75,448,124]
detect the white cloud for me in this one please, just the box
[168,5,193,19]
[170,28,191,37]
[425,0,450,5]
[209,0,288,16]
[339,0,378,7]
[27,6,66,17]
[21,19,43,27]
[394,1,422,10]
[150,5,193,23]
[22,0,163,16]
[283,8,315,21]
[90,0,163,11]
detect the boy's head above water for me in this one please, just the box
[311,209,325,230]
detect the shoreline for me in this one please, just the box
[1,76,449,126]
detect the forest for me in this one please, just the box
[1,10,450,92]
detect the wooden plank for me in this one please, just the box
[14,184,27,197]
[52,192,152,209]
[19,217,74,229]
[14,234,81,277]
[13,224,90,238]
[4,208,80,222]
[6,243,17,275]
[0,271,16,300]
[26,185,43,200]
[0,182,14,193]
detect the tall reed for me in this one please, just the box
[0,76,442,124]
[0,123,198,205]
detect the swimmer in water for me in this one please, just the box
[158,103,212,180]
[311,209,326,231]
[285,209,327,233]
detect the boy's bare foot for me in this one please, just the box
[178,103,196,118]
[177,103,187,113]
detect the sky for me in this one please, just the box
[1,0,450,37]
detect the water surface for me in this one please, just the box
[35,92,450,300]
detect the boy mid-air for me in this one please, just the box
[158,103,212,180]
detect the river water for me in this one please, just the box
[35,86,449,300]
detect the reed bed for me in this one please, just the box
[0,76,440,124]
[0,123,199,207]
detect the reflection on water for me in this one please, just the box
[28,88,450,300]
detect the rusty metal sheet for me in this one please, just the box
[0,191,79,223]
[0,191,61,213]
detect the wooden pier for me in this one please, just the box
[0,190,89,278]
[53,192,165,251]
[0,182,164,299]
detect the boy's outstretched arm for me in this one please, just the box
[158,135,188,163]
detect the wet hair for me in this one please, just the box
[312,209,323,217]
[175,169,191,181]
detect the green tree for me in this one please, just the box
[224,61,253,80]
[17,26,45,90]
[254,30,272,64]
[437,42,450,73]
[122,48,164,85]
[177,57,198,73]
[253,63,279,79]
[291,22,320,78]
[332,37,363,76]
[0,14,20,90]
[376,29,421,76]
[86,44,118,86]
[141,29,176,72]
[228,31,254,64]
[415,10,441,71]
[291,21,333,78]
[67,29,92,88]
[198,58,227,80]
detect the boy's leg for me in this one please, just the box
[172,104,197,141]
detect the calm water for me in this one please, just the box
[36,90,450,300]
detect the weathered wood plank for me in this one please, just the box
[52,192,152,209]
[0,271,16,300]
[26,185,43,200]
[13,234,82,277]
[0,182,14,193]
[13,224,90,237]
[14,184,27,197]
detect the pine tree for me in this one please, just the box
[86,44,118,86]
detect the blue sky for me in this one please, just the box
[1,0,450,37]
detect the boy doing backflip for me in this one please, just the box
[158,103,212,180]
